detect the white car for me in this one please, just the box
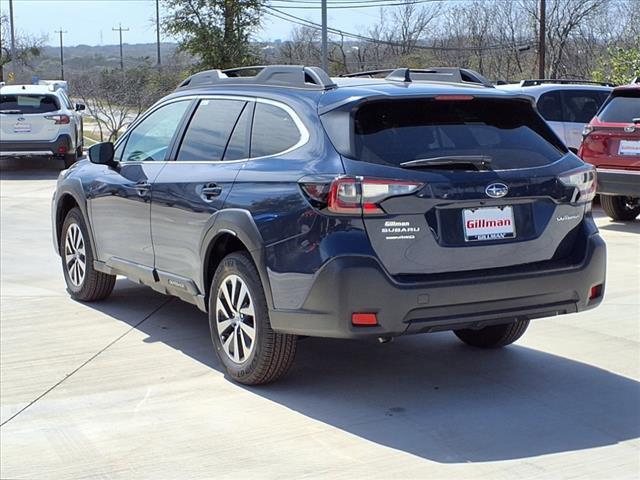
[497,80,612,152]
[0,83,85,168]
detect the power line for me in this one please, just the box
[270,0,448,9]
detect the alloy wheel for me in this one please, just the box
[64,223,86,287]
[215,274,257,364]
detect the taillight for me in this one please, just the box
[44,114,70,124]
[300,177,423,215]
[559,166,597,203]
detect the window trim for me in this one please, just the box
[115,94,309,165]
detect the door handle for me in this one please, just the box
[134,181,151,196]
[200,184,222,201]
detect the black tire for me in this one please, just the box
[208,252,297,385]
[60,207,116,301]
[64,152,78,169]
[454,319,529,348]
[600,195,640,221]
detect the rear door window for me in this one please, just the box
[562,90,609,123]
[250,103,301,158]
[598,94,640,123]
[353,98,566,170]
[0,94,60,114]
[537,91,563,121]
[177,98,247,161]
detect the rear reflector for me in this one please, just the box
[57,145,68,153]
[589,284,603,300]
[352,313,378,326]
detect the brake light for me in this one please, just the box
[44,114,70,124]
[559,166,597,203]
[300,177,423,215]
[434,95,474,101]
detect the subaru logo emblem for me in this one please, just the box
[485,183,509,198]
[17,117,25,122]
[624,125,636,133]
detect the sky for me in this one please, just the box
[1,0,390,47]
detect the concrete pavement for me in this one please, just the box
[1,157,639,479]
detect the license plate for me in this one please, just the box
[618,140,640,156]
[463,206,515,242]
[13,123,31,133]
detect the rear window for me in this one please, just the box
[598,94,640,123]
[0,94,60,114]
[354,98,566,170]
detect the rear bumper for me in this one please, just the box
[269,232,606,338]
[596,168,640,197]
[0,134,72,157]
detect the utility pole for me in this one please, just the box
[321,0,328,73]
[155,0,161,66]
[112,23,129,70]
[55,28,68,80]
[8,0,17,81]
[538,0,546,79]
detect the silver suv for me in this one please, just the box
[497,80,612,152]
[0,83,85,168]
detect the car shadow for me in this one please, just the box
[85,278,640,464]
[592,206,639,233]
[0,157,65,180]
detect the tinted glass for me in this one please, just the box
[563,90,609,123]
[537,92,563,121]
[251,103,300,158]
[354,98,565,170]
[177,99,246,161]
[122,100,190,162]
[0,94,60,114]
[224,103,252,160]
[598,95,640,123]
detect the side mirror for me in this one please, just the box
[75,103,86,111]
[88,142,116,167]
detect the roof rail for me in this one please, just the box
[385,67,494,87]
[520,79,615,87]
[340,67,493,87]
[339,69,395,78]
[176,65,337,91]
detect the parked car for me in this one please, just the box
[0,83,84,168]
[51,66,606,385]
[579,82,640,220]
[497,79,612,152]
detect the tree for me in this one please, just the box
[0,14,46,82]
[593,47,640,85]
[162,0,262,70]
[71,64,182,142]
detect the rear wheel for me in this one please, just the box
[61,208,116,301]
[600,195,640,221]
[209,252,297,385]
[454,319,529,348]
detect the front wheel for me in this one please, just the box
[61,207,116,301]
[209,252,297,385]
[600,195,640,221]
[454,319,529,348]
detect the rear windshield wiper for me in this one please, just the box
[0,109,22,114]
[400,155,493,170]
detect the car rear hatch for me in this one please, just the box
[581,88,640,169]
[0,93,62,142]
[320,95,595,276]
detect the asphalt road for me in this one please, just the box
[1,157,639,479]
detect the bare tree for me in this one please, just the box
[0,14,47,82]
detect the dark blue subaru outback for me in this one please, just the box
[52,66,606,384]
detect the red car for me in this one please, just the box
[579,83,640,220]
